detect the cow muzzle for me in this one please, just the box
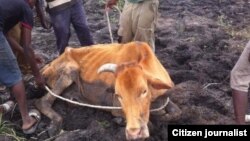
[125,124,149,140]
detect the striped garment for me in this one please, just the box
[46,0,77,12]
[127,0,147,3]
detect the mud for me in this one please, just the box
[2,0,250,140]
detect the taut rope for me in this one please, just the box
[105,4,121,43]
[105,10,114,43]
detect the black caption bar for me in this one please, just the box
[168,125,250,141]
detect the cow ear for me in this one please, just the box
[147,77,174,100]
[148,77,172,90]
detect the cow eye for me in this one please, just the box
[141,90,147,98]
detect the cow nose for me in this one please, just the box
[126,128,141,140]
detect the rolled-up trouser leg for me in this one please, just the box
[230,41,250,92]
[230,40,250,124]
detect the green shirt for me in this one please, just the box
[127,0,146,3]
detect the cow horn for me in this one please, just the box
[97,63,118,74]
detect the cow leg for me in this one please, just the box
[151,98,182,122]
[111,95,124,117]
[161,99,182,121]
[35,68,79,136]
[111,96,126,126]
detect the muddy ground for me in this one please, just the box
[2,0,250,140]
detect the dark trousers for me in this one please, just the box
[49,0,94,54]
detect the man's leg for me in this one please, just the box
[232,89,248,124]
[49,9,71,54]
[117,1,133,43]
[71,0,94,46]
[132,0,159,52]
[230,41,250,124]
[0,32,36,130]
[11,81,37,130]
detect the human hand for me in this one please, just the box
[106,0,118,10]
[35,54,44,65]
[27,0,36,9]
[34,74,45,89]
[41,16,52,29]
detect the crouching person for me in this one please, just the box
[0,0,45,134]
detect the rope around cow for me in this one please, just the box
[45,85,169,112]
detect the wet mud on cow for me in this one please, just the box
[35,41,181,140]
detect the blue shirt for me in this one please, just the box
[0,0,33,33]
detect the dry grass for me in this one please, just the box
[0,114,26,141]
[217,15,250,40]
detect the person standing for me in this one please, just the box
[230,40,250,124]
[46,0,94,54]
[106,0,159,52]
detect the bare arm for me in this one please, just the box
[106,0,118,9]
[21,27,45,87]
[35,0,51,29]
[5,33,24,55]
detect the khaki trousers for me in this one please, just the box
[118,0,159,52]
[231,41,250,92]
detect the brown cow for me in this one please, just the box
[35,42,181,140]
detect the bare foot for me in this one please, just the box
[22,116,37,131]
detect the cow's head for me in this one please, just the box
[98,62,172,140]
